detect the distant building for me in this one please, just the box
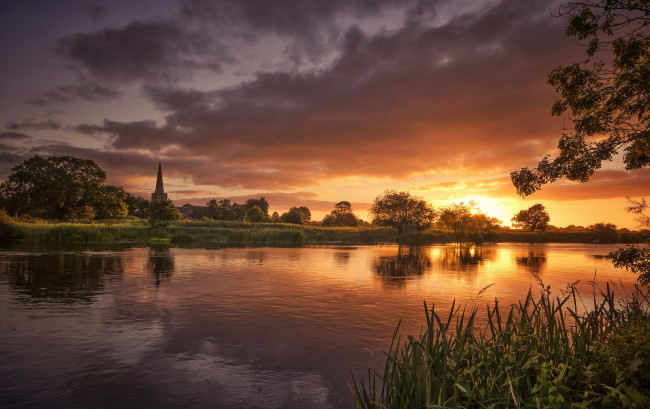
[151,162,168,201]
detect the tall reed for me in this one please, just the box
[351,284,650,408]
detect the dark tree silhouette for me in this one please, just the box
[511,1,650,196]
[511,204,551,231]
[322,200,360,227]
[0,155,126,220]
[370,190,436,234]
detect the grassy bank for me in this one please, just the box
[8,220,397,246]
[2,219,647,246]
[352,284,650,408]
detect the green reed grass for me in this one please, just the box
[351,284,650,408]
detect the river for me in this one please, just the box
[0,243,638,408]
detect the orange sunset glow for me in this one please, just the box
[1,0,648,228]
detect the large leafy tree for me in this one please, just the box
[370,190,436,234]
[511,1,649,196]
[147,199,181,228]
[510,1,650,282]
[0,155,125,220]
[511,204,551,231]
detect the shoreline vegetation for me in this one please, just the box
[1,218,648,247]
[352,283,650,408]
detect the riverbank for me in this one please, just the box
[1,219,647,246]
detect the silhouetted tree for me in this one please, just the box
[322,200,360,227]
[297,206,311,222]
[245,205,265,222]
[0,155,126,221]
[280,207,305,224]
[512,1,650,196]
[587,222,618,243]
[126,193,150,218]
[245,198,270,216]
[147,199,181,228]
[370,190,436,234]
[511,204,551,231]
[271,211,280,222]
[439,201,501,243]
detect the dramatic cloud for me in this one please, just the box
[0,131,31,140]
[55,20,232,83]
[28,80,120,106]
[73,0,574,190]
[6,118,63,131]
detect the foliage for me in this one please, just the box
[322,200,360,227]
[147,199,181,228]
[438,201,502,243]
[370,190,436,234]
[511,1,650,196]
[0,155,126,221]
[245,205,266,223]
[587,222,619,243]
[352,283,650,408]
[125,193,149,218]
[512,203,551,231]
[611,198,650,284]
[280,207,306,224]
[94,185,128,219]
[0,209,20,240]
[245,197,270,216]
[271,211,280,222]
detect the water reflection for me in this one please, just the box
[334,252,350,265]
[1,252,122,302]
[373,247,432,286]
[515,251,547,273]
[438,246,494,271]
[147,248,174,287]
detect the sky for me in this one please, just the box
[1,0,648,227]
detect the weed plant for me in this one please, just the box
[351,283,650,408]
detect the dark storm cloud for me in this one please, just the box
[55,20,232,83]
[72,0,575,190]
[7,117,63,131]
[27,80,120,106]
[0,131,31,140]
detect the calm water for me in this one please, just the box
[0,243,637,408]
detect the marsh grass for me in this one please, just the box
[351,283,650,408]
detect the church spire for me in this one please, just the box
[151,162,168,201]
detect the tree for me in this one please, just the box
[438,201,502,243]
[245,198,270,217]
[322,200,360,227]
[511,1,650,196]
[280,207,305,224]
[0,155,122,220]
[370,190,436,234]
[245,205,266,223]
[271,211,280,222]
[511,204,551,231]
[297,206,311,222]
[147,199,181,228]
[587,222,619,243]
[125,193,150,218]
[612,198,650,284]
[94,185,128,219]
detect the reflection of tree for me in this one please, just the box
[2,252,122,302]
[515,251,547,273]
[334,252,350,265]
[373,247,432,287]
[438,246,493,271]
[147,248,174,287]
[246,251,265,265]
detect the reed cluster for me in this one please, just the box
[351,284,650,408]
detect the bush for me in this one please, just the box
[0,209,20,240]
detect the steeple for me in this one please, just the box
[151,162,168,201]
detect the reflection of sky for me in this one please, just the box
[0,244,639,408]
